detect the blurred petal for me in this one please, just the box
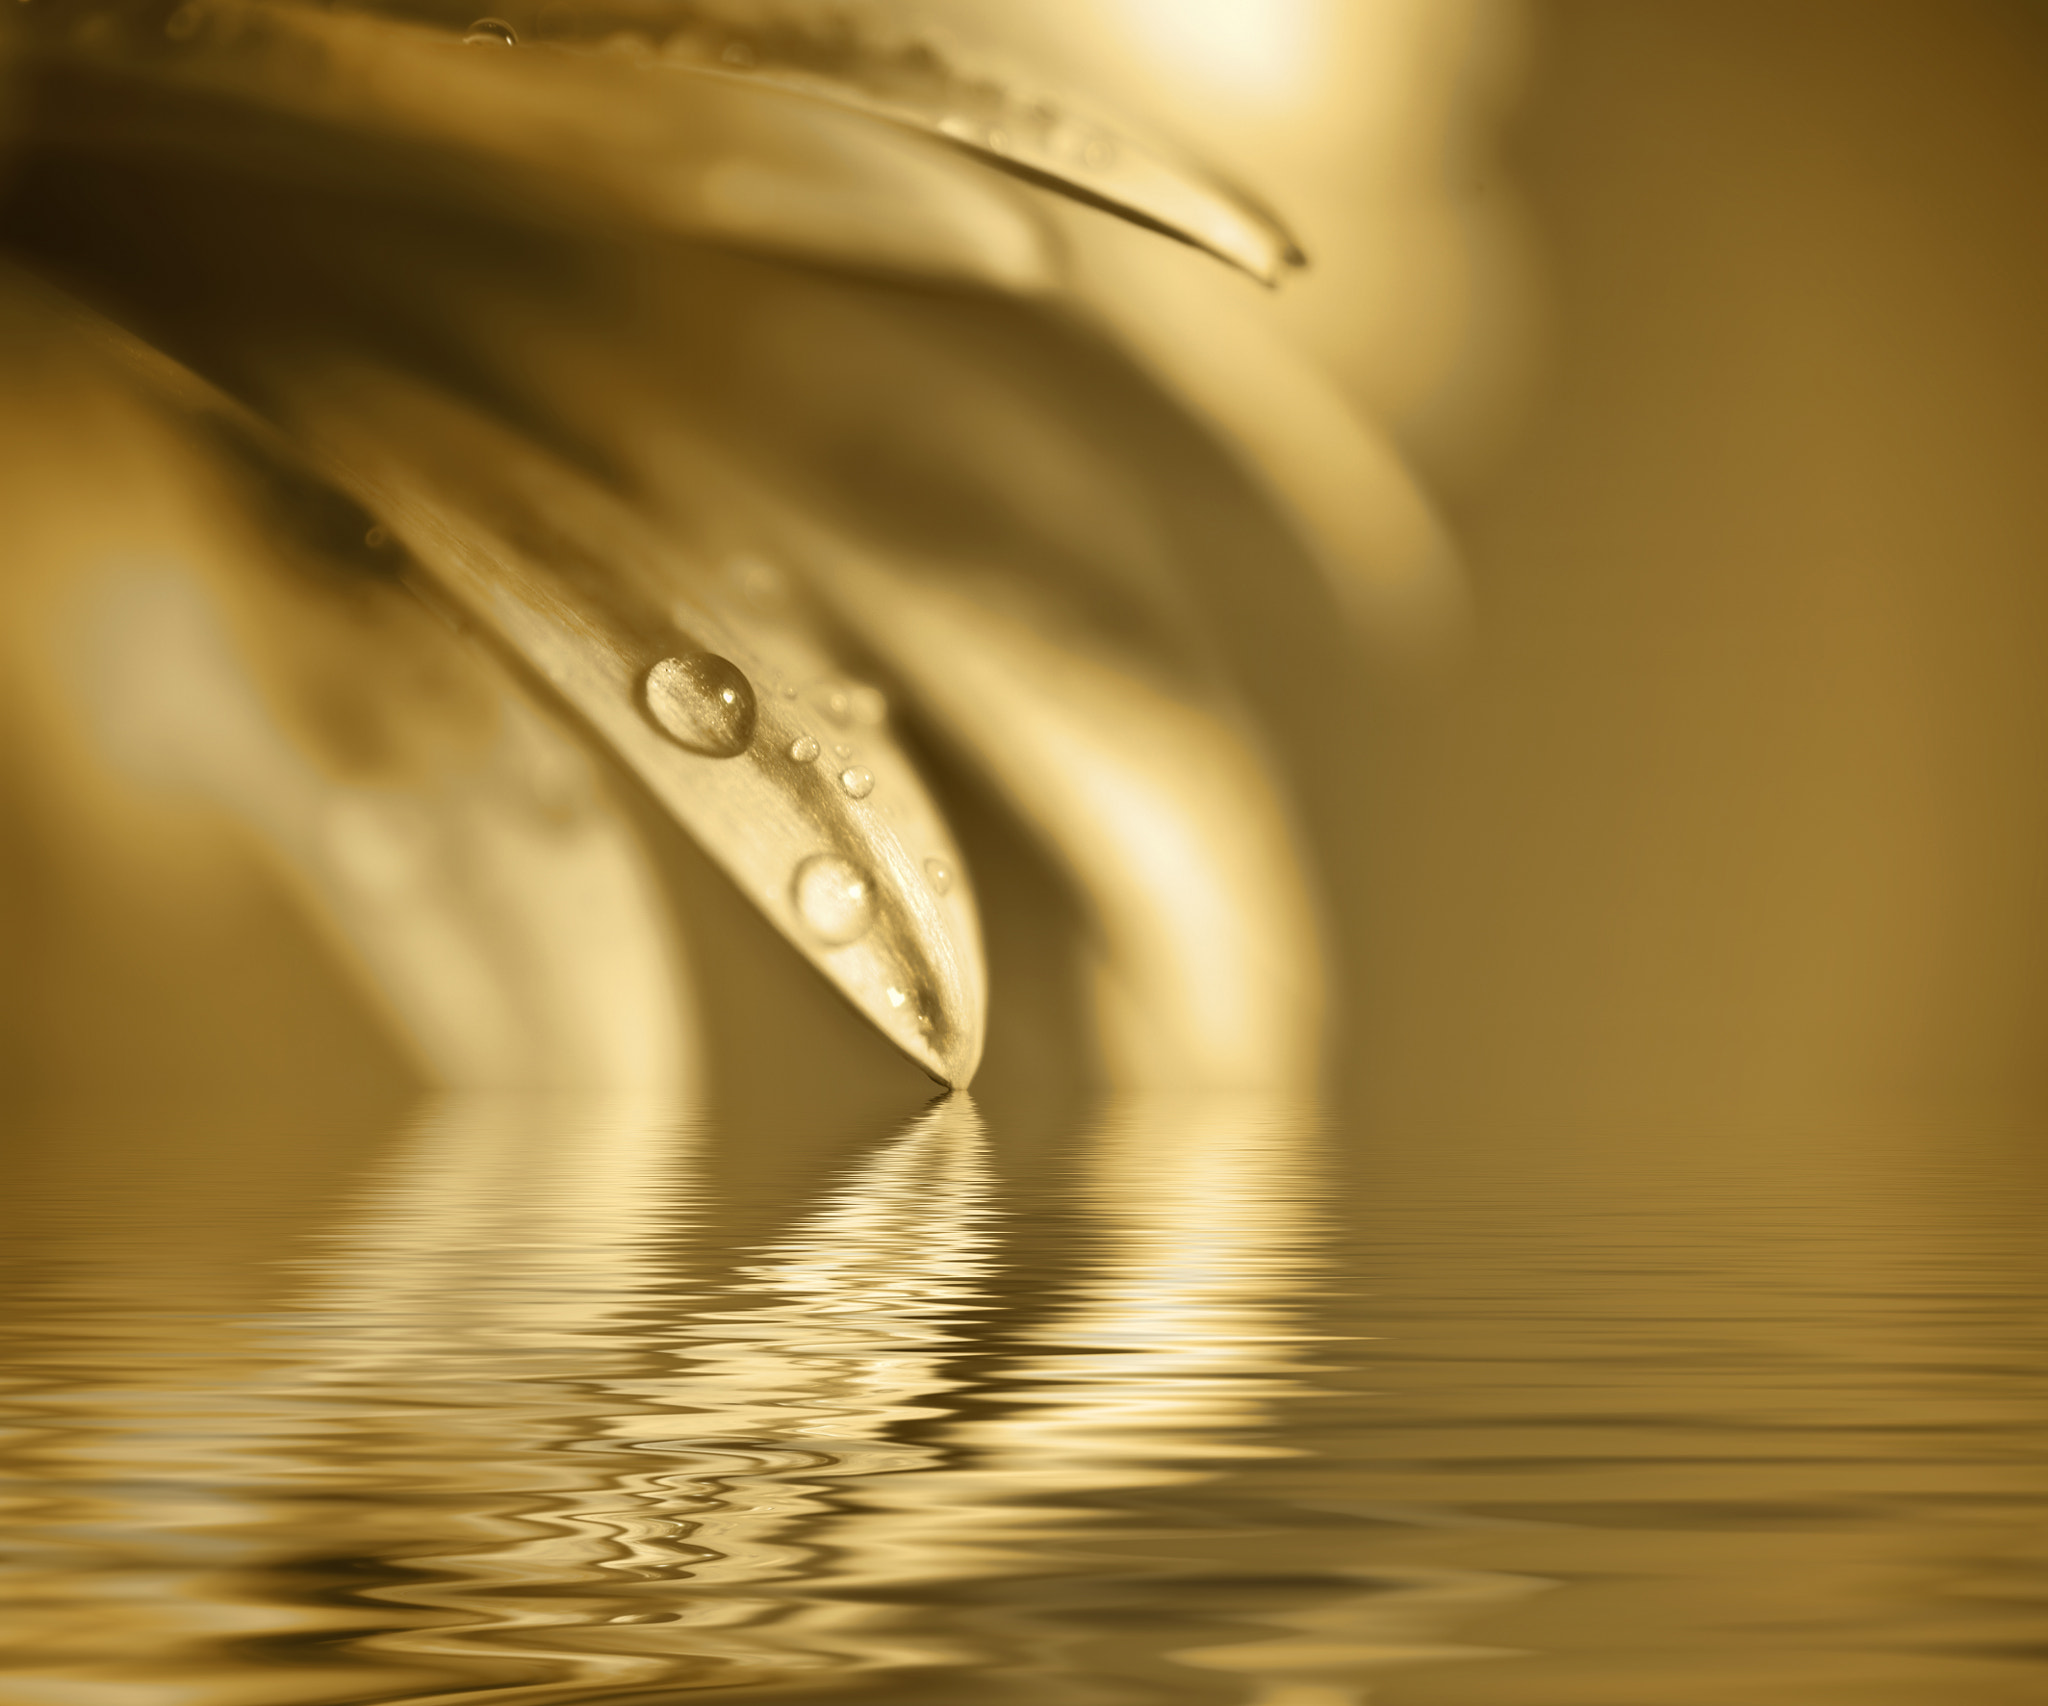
[800,540,1328,1087]
[78,560,701,1089]
[14,0,1056,289]
[1073,227,1465,648]
[626,0,1306,283]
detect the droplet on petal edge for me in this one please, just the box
[657,24,1304,282]
[839,765,874,800]
[643,654,757,756]
[924,856,954,895]
[463,18,517,46]
[792,852,875,946]
[788,733,820,764]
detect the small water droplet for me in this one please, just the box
[924,856,954,895]
[833,742,852,760]
[643,654,757,756]
[363,524,389,549]
[788,733,820,764]
[838,765,874,799]
[463,17,516,45]
[780,683,799,700]
[792,852,875,946]
[817,683,854,726]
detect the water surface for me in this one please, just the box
[4,1096,2045,1703]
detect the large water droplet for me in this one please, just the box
[463,17,516,45]
[788,733,820,764]
[643,654,757,756]
[838,765,874,800]
[924,856,954,895]
[792,852,875,946]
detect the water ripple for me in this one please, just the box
[3,1107,2045,1701]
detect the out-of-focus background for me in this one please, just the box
[5,0,2048,1142]
[1354,1,2048,1142]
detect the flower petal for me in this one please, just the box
[12,0,1057,290]
[65,299,986,1086]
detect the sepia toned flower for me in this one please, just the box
[0,0,1512,1097]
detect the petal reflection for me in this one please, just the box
[964,1094,1535,1702]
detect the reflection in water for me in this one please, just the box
[6,1104,2048,1703]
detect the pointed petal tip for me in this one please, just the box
[818,895,984,1090]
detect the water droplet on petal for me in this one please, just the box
[817,683,854,726]
[643,654,757,756]
[780,683,799,700]
[363,524,390,549]
[792,852,874,946]
[924,856,954,895]
[838,765,874,799]
[463,17,516,45]
[788,733,820,764]
[833,742,853,760]
[721,38,755,67]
